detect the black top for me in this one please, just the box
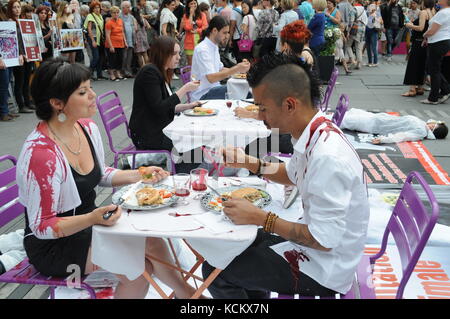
[380,3,405,30]
[24,125,101,236]
[129,64,180,150]
[41,25,53,60]
[411,16,429,42]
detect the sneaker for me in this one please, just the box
[439,93,450,104]
[372,63,378,67]
[420,98,440,105]
[19,107,34,113]
[0,250,27,273]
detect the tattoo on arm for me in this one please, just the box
[288,224,330,251]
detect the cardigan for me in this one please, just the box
[129,64,181,150]
[16,119,118,240]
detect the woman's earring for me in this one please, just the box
[57,110,67,123]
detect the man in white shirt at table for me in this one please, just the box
[191,15,251,101]
[202,53,370,298]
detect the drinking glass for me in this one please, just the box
[190,168,208,199]
[224,93,233,108]
[172,173,191,205]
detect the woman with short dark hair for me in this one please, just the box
[18,58,202,299]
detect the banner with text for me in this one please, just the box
[18,19,42,62]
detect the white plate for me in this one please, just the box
[112,183,177,211]
[200,186,272,212]
[183,108,219,117]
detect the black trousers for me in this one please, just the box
[12,62,33,110]
[427,39,450,102]
[202,229,337,299]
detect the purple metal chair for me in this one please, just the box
[96,90,176,173]
[180,65,192,84]
[0,155,97,299]
[276,171,439,299]
[320,67,339,112]
[331,94,349,127]
[180,66,192,103]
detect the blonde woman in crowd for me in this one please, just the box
[57,1,78,64]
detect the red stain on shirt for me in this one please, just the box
[26,124,68,237]
[283,249,310,290]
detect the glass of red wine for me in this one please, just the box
[172,173,191,205]
[190,168,208,199]
[225,92,232,109]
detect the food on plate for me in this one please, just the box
[207,187,267,211]
[233,73,247,79]
[135,187,172,206]
[228,187,263,202]
[138,166,153,180]
[245,104,259,112]
[193,107,215,115]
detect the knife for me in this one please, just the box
[207,183,227,202]
[103,181,142,220]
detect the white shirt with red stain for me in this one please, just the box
[16,119,118,240]
[277,111,370,294]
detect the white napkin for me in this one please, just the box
[193,213,239,234]
[128,213,203,232]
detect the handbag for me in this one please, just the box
[349,9,364,37]
[237,15,254,52]
[238,33,253,52]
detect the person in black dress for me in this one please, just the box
[402,0,435,97]
[129,36,202,171]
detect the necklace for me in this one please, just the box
[48,122,82,156]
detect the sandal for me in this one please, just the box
[110,76,116,81]
[416,88,425,95]
[401,90,416,97]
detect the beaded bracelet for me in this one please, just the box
[263,212,279,233]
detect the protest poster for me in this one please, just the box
[0,21,20,67]
[60,29,84,52]
[18,19,42,61]
[32,13,46,53]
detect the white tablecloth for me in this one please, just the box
[226,77,251,100]
[91,177,297,281]
[163,100,270,153]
